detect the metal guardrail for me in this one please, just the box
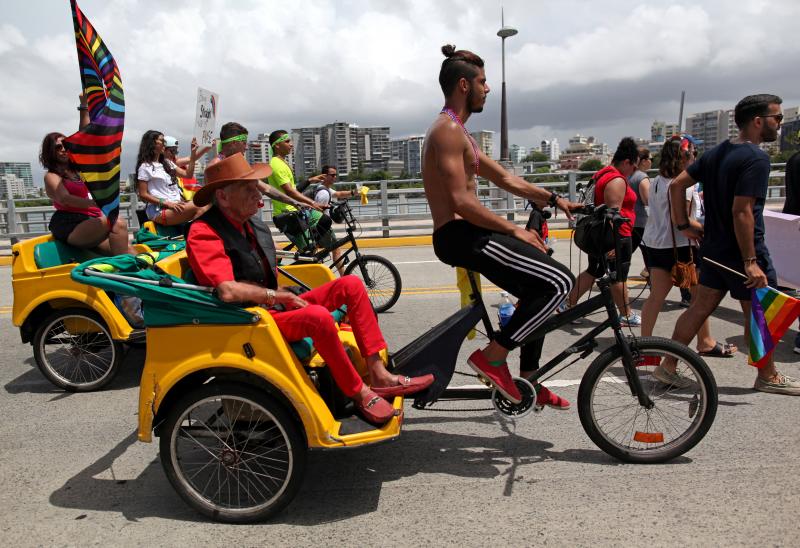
[1,166,789,243]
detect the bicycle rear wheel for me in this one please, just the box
[344,255,401,313]
[578,336,717,463]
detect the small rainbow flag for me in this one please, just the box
[749,286,800,368]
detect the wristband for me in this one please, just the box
[77,106,88,111]
[548,191,559,207]
[743,257,757,264]
[159,198,164,208]
[675,221,690,231]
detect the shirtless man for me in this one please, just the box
[422,44,579,404]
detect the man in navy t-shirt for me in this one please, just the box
[661,94,799,395]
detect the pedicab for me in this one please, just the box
[10,233,188,392]
[68,205,718,523]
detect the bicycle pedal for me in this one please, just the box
[533,404,545,413]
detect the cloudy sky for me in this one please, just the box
[2,0,799,183]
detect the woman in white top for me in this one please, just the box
[640,138,736,357]
[136,130,206,226]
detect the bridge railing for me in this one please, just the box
[1,165,788,243]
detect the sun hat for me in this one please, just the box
[193,153,272,206]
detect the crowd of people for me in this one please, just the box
[37,47,799,423]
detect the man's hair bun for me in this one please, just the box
[441,44,456,58]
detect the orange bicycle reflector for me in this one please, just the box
[634,431,664,444]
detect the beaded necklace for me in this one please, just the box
[441,107,480,175]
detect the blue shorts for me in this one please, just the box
[699,252,777,301]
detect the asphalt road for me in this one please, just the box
[1,240,799,546]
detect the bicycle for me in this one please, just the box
[276,200,402,313]
[393,205,718,463]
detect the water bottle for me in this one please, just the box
[498,291,516,327]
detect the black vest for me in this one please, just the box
[194,206,278,289]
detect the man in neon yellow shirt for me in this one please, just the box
[268,130,338,253]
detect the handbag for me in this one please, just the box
[667,189,698,289]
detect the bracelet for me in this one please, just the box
[265,288,276,306]
[743,257,757,264]
[548,191,559,207]
[158,198,164,208]
[77,106,88,111]
[675,221,690,231]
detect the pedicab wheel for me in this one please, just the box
[344,255,401,313]
[32,308,122,392]
[491,377,538,419]
[577,337,717,464]
[160,382,307,523]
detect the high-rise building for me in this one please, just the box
[783,107,799,123]
[0,162,34,195]
[0,173,27,199]
[651,121,680,142]
[291,127,322,179]
[470,130,494,158]
[539,138,560,161]
[246,133,271,165]
[390,136,424,176]
[509,144,527,164]
[685,109,733,153]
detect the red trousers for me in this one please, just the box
[271,275,386,397]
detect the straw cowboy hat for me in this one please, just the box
[193,153,272,206]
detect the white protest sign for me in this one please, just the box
[194,87,219,147]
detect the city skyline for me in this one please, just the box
[2,1,798,184]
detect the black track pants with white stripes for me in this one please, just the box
[433,220,575,350]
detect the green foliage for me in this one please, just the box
[524,150,548,162]
[534,166,551,174]
[770,150,797,164]
[579,158,603,172]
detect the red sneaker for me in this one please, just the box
[467,349,522,404]
[536,386,570,410]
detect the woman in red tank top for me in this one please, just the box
[40,107,133,255]
[564,138,641,326]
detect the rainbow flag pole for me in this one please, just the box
[703,257,800,368]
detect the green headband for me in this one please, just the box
[270,133,290,152]
[217,133,248,153]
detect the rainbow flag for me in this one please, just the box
[63,0,124,225]
[749,286,800,368]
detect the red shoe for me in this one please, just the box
[372,374,435,398]
[354,389,396,425]
[536,386,570,410]
[467,349,522,404]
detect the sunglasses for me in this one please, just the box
[760,114,783,123]
[328,172,338,178]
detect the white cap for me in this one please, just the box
[164,136,179,148]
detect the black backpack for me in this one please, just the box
[302,183,331,203]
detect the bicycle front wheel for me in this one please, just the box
[577,336,717,463]
[344,255,402,313]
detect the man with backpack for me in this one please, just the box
[303,165,358,274]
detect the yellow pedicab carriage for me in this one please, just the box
[70,251,404,523]
[10,234,184,391]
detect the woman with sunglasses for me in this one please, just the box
[135,130,206,226]
[40,95,134,255]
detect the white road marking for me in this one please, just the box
[392,260,442,265]
[447,376,627,391]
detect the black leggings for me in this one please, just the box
[433,220,575,350]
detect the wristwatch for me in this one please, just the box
[548,191,560,207]
[675,221,690,231]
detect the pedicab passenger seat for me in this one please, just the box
[34,239,102,270]
[141,221,184,239]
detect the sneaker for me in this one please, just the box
[620,313,642,327]
[794,347,800,355]
[536,386,570,410]
[467,349,522,404]
[652,364,695,389]
[557,301,582,324]
[754,373,800,396]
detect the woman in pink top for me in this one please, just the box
[40,126,133,256]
